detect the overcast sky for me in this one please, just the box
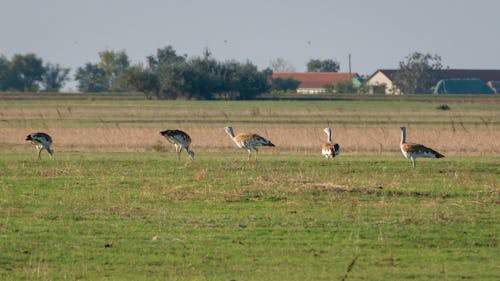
[1,0,499,90]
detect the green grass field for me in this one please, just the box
[0,94,499,280]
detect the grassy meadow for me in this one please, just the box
[0,93,499,280]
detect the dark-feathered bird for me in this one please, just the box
[400,126,444,168]
[25,132,54,160]
[160,130,195,160]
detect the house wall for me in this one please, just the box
[297,88,326,94]
[272,72,361,95]
[297,77,362,94]
[365,72,395,94]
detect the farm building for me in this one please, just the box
[364,69,398,94]
[439,69,500,82]
[433,79,494,94]
[365,69,500,94]
[271,72,362,94]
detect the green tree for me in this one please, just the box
[217,60,242,99]
[75,63,108,92]
[113,64,159,98]
[98,50,130,91]
[145,46,189,99]
[393,52,444,94]
[123,46,270,100]
[271,77,300,92]
[232,62,270,99]
[147,46,186,71]
[331,80,356,94]
[156,62,188,99]
[307,59,340,72]
[0,55,13,91]
[184,49,226,99]
[11,53,45,91]
[41,63,70,92]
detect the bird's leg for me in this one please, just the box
[175,145,181,161]
[37,148,42,160]
[411,157,416,169]
[247,149,251,161]
[254,148,258,161]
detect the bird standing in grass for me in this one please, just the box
[160,130,195,160]
[400,126,444,168]
[322,127,340,159]
[25,132,54,160]
[224,126,275,160]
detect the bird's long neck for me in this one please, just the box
[401,128,406,145]
[326,129,332,142]
[226,127,236,141]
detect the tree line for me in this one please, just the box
[75,47,343,99]
[74,47,275,100]
[0,47,444,97]
[0,54,70,92]
[0,47,274,100]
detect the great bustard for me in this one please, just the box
[160,130,195,160]
[400,126,444,168]
[25,132,54,160]
[224,126,275,160]
[322,127,340,159]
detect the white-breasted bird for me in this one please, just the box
[25,132,54,160]
[224,126,275,160]
[160,129,195,160]
[322,127,340,159]
[400,126,444,168]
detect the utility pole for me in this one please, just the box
[348,54,352,74]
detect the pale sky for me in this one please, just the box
[1,0,499,90]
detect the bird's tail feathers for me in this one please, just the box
[429,148,445,158]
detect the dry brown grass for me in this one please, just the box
[2,97,498,155]
[3,126,499,156]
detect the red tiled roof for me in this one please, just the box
[272,72,359,88]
